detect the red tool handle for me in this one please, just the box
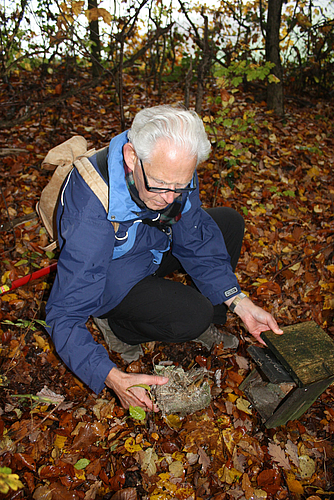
[0,262,57,294]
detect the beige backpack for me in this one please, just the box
[37,135,118,251]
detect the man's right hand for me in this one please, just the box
[105,367,168,411]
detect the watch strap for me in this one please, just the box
[228,292,247,312]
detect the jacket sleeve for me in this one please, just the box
[45,169,116,394]
[172,192,241,306]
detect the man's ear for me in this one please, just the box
[123,142,137,172]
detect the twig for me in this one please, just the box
[0,402,62,456]
[273,239,334,280]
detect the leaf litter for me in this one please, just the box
[0,68,334,499]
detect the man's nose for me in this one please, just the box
[161,190,177,204]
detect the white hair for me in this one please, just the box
[128,105,211,166]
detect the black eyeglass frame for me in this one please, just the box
[139,159,197,194]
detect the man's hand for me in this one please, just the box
[105,367,168,411]
[232,296,283,344]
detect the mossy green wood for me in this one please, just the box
[260,321,334,386]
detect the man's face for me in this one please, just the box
[126,140,197,211]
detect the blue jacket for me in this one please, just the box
[45,131,241,394]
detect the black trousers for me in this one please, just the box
[104,207,244,345]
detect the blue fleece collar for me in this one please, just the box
[106,131,144,223]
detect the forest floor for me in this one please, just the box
[0,68,333,500]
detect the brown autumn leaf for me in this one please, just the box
[71,422,107,449]
[257,469,282,496]
[110,489,137,500]
[242,472,254,500]
[109,469,126,491]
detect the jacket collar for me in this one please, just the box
[107,131,146,223]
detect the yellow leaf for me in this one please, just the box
[299,455,316,478]
[289,262,301,272]
[1,271,11,285]
[307,166,320,178]
[320,281,334,291]
[327,265,334,273]
[158,473,171,480]
[172,451,185,462]
[85,7,112,25]
[124,437,142,453]
[1,293,18,302]
[75,469,85,480]
[60,2,68,13]
[218,466,242,483]
[236,397,252,415]
[285,472,304,494]
[169,460,184,477]
[227,393,238,403]
[54,435,67,449]
[71,0,84,16]
[323,295,334,310]
[33,334,51,352]
[164,414,183,430]
[253,489,267,498]
[22,206,34,214]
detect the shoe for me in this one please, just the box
[194,324,239,350]
[93,317,143,363]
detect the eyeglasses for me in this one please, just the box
[139,159,197,194]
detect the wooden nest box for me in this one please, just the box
[239,321,334,428]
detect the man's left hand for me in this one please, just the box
[232,296,283,344]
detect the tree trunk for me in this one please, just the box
[184,60,193,109]
[265,0,284,115]
[195,13,211,114]
[88,0,101,78]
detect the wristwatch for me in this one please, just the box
[228,292,247,312]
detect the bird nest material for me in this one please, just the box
[152,364,211,416]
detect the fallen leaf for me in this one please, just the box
[299,454,316,478]
[268,442,290,469]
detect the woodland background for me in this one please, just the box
[0,0,334,499]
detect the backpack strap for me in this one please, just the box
[95,146,109,184]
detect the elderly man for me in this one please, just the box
[46,105,282,411]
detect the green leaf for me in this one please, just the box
[31,252,43,258]
[34,319,49,327]
[241,207,248,216]
[46,251,55,259]
[14,259,28,267]
[268,74,280,84]
[223,118,233,128]
[283,190,295,197]
[74,458,90,470]
[129,405,146,421]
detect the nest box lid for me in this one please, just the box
[260,321,334,386]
